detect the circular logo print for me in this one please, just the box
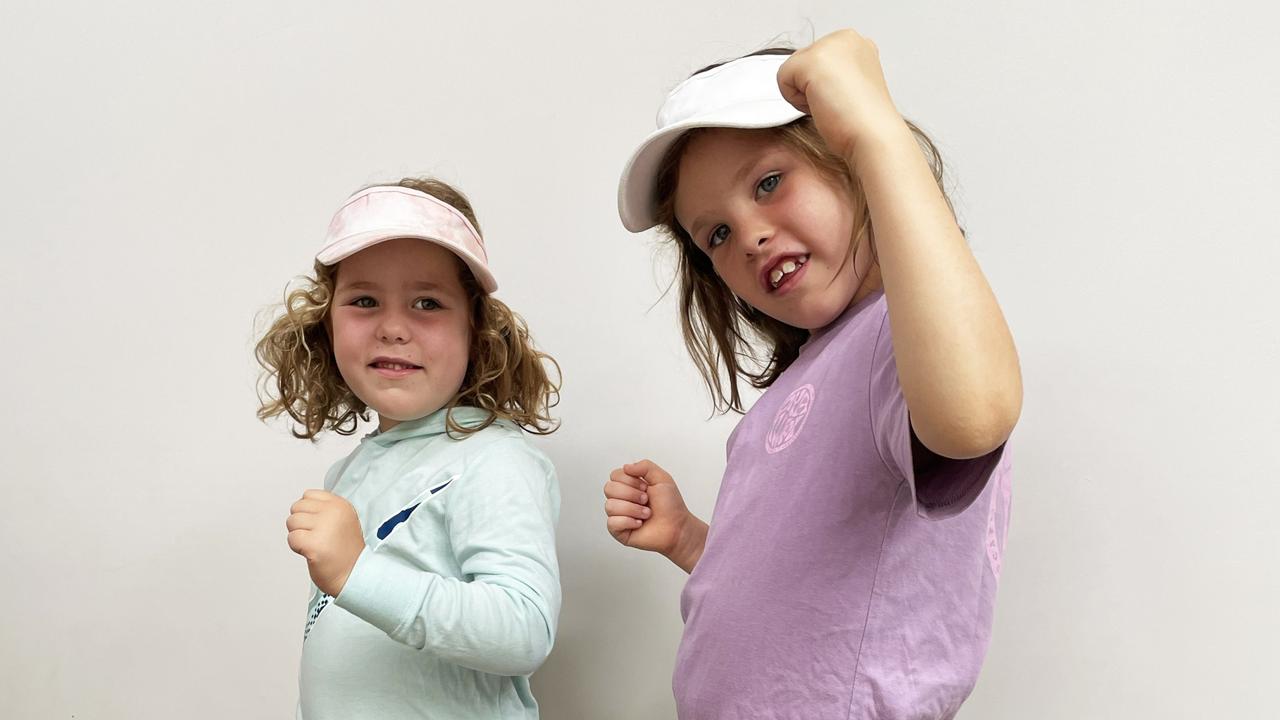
[765,384,815,454]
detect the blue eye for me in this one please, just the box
[351,296,376,308]
[756,173,781,197]
[413,298,441,311]
[708,225,730,249]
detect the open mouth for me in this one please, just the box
[765,254,809,292]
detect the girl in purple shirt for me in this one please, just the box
[604,30,1022,719]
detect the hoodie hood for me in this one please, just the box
[365,406,496,448]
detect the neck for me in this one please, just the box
[848,261,883,309]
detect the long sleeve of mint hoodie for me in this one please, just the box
[299,407,560,718]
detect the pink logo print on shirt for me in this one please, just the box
[985,468,1012,581]
[765,384,815,454]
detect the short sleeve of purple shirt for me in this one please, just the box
[673,291,1013,720]
[868,303,1006,518]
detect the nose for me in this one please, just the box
[376,309,411,344]
[738,219,773,256]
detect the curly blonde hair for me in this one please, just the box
[256,177,561,439]
[653,48,956,414]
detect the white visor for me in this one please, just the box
[616,53,806,233]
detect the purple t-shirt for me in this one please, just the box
[674,291,1013,720]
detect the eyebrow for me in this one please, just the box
[335,280,449,292]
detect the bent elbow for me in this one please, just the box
[959,385,1021,457]
[495,614,554,676]
[919,401,1020,460]
[492,594,557,676]
[509,634,552,676]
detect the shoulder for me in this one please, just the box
[801,291,890,368]
[451,421,556,488]
[439,426,559,518]
[843,292,890,353]
[454,420,550,462]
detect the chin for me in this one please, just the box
[371,401,448,424]
[761,282,859,330]
[779,301,849,331]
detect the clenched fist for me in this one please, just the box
[776,29,905,164]
[604,459,707,574]
[286,490,365,597]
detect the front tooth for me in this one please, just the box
[782,260,797,274]
[770,269,784,285]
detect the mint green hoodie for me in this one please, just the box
[297,407,560,719]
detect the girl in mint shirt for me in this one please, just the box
[257,177,561,719]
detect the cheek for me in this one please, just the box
[330,316,364,357]
[419,318,472,369]
[454,323,474,373]
[710,258,760,300]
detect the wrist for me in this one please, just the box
[666,514,708,574]
[325,567,353,598]
[841,116,914,174]
[319,540,365,597]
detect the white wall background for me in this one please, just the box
[2,1,1277,717]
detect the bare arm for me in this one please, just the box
[853,124,1022,458]
[779,30,1022,459]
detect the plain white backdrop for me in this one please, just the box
[2,1,1277,717]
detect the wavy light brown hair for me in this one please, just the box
[653,47,956,413]
[256,177,561,439]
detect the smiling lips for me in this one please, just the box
[765,254,809,292]
[369,357,422,378]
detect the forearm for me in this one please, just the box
[849,123,1022,458]
[335,548,558,676]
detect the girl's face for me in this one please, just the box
[674,129,867,330]
[329,238,472,432]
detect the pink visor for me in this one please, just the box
[316,185,497,293]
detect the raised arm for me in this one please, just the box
[779,30,1022,459]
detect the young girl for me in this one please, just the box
[257,178,561,719]
[604,30,1022,718]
